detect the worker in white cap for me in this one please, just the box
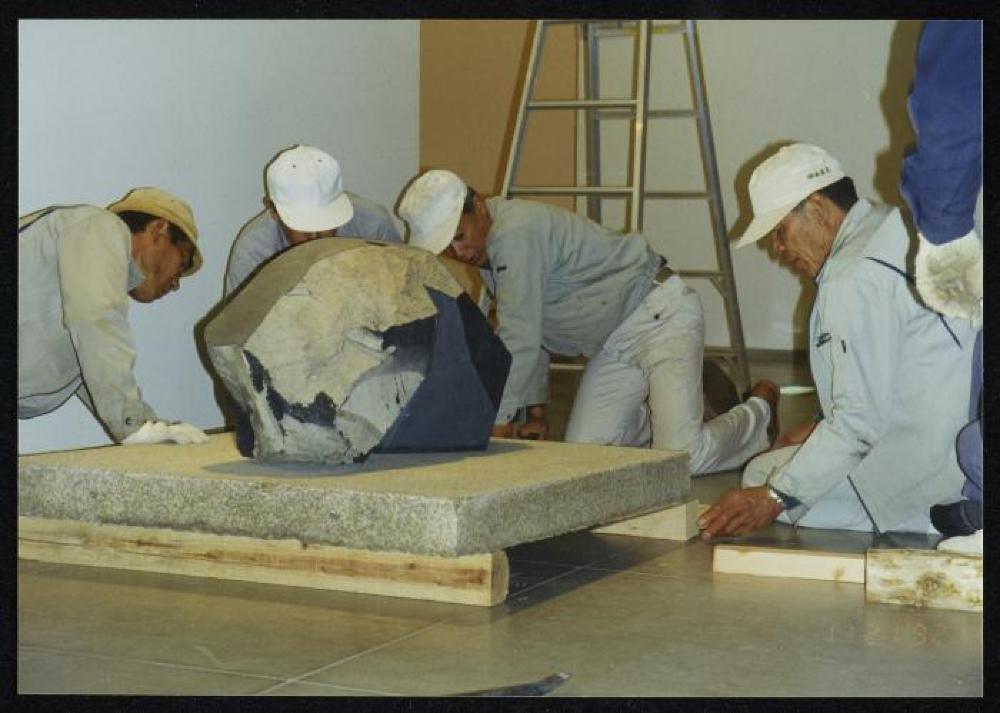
[18,187,209,445]
[224,144,401,295]
[698,143,976,540]
[397,169,779,475]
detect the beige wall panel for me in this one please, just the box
[420,20,576,208]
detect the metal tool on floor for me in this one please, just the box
[448,671,572,697]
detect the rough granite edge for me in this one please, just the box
[18,452,689,557]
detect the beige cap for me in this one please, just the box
[733,143,845,249]
[397,169,467,255]
[107,187,202,275]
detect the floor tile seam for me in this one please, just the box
[17,644,285,682]
[508,556,594,568]
[256,679,400,697]
[580,562,703,580]
[507,564,590,599]
[253,618,450,693]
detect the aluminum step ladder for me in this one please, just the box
[501,19,751,392]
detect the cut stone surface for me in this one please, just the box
[18,434,690,556]
[204,239,510,465]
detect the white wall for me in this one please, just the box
[702,20,927,350]
[576,20,933,350]
[18,19,419,453]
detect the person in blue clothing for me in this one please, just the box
[899,20,983,552]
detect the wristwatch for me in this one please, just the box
[765,485,794,510]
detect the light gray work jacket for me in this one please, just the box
[770,199,975,531]
[224,192,402,295]
[479,197,662,424]
[18,205,157,441]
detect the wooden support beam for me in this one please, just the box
[713,544,865,583]
[865,548,982,613]
[18,516,509,607]
[593,499,702,540]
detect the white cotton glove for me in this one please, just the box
[936,529,983,557]
[122,420,210,446]
[915,229,983,327]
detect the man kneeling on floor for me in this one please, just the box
[699,143,976,539]
[398,169,778,475]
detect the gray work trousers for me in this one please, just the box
[564,275,770,475]
[743,445,938,533]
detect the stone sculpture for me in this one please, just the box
[204,239,511,464]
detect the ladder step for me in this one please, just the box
[528,107,699,120]
[509,188,713,200]
[546,20,683,36]
[509,186,634,197]
[528,98,637,110]
[550,362,585,373]
[644,191,710,200]
[542,19,604,26]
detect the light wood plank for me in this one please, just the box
[865,548,982,613]
[18,516,508,607]
[593,499,701,540]
[713,544,865,583]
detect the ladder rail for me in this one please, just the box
[501,22,547,198]
[682,20,751,391]
[529,98,637,109]
[508,186,711,200]
[627,20,651,233]
[584,22,603,223]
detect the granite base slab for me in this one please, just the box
[18,434,689,557]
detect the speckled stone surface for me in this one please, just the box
[18,435,690,556]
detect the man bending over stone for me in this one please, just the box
[19,187,208,445]
[397,169,778,475]
[224,144,402,296]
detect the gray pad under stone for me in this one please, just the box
[18,435,691,557]
[204,239,510,465]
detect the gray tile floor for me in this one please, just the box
[17,355,982,696]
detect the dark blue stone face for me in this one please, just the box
[376,288,511,454]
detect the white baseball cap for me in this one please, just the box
[265,145,354,232]
[733,143,845,248]
[397,169,467,254]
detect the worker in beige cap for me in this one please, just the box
[18,187,209,445]
[698,143,976,540]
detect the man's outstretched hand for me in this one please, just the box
[491,405,549,440]
[491,420,550,440]
[698,486,784,541]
